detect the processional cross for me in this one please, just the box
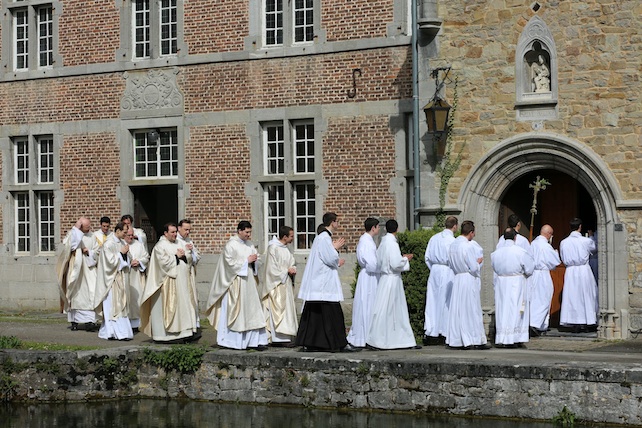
[529,176,551,241]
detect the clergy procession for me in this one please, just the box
[57,215,201,343]
[56,210,598,351]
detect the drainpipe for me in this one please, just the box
[413,0,443,230]
[411,0,420,231]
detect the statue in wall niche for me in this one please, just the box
[531,55,550,93]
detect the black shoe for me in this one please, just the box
[365,344,380,351]
[496,343,518,349]
[271,342,298,348]
[183,331,202,343]
[70,322,78,331]
[473,343,492,350]
[340,344,362,353]
[411,345,423,350]
[156,337,186,345]
[529,327,541,337]
[84,322,99,332]
[299,346,319,352]
[249,345,268,351]
[423,336,441,346]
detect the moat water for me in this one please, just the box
[1,399,555,427]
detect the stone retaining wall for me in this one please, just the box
[2,348,641,426]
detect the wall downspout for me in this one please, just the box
[413,0,443,230]
[411,0,421,230]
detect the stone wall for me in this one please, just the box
[417,0,642,339]
[2,348,642,426]
[434,1,642,202]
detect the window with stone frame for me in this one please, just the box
[261,120,317,250]
[10,136,56,254]
[8,2,54,71]
[264,0,315,47]
[133,128,179,178]
[131,0,178,59]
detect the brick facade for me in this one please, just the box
[58,1,120,67]
[0,75,123,124]
[180,48,411,113]
[322,116,398,250]
[59,133,121,233]
[184,1,248,54]
[185,124,252,254]
[322,0,394,41]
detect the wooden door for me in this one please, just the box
[537,171,577,327]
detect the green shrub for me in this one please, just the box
[350,263,361,297]
[553,405,576,427]
[349,227,438,338]
[0,374,17,402]
[397,228,438,338]
[0,336,22,349]
[143,345,205,374]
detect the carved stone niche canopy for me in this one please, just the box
[515,17,558,121]
[121,68,184,119]
[418,0,443,39]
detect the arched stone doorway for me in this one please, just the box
[457,133,629,339]
[498,169,597,328]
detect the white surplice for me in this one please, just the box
[496,233,532,253]
[559,231,598,325]
[346,233,379,347]
[94,234,133,340]
[127,239,150,329]
[298,231,343,302]
[366,233,416,350]
[424,228,455,338]
[491,240,534,345]
[206,235,267,349]
[446,236,487,347]
[259,237,298,343]
[529,235,561,331]
[588,232,598,283]
[295,229,348,351]
[133,227,148,252]
[56,226,99,324]
[140,236,199,342]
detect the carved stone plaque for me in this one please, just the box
[121,68,183,112]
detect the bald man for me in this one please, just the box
[529,225,561,336]
[56,217,100,332]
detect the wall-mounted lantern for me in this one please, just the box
[423,67,452,156]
